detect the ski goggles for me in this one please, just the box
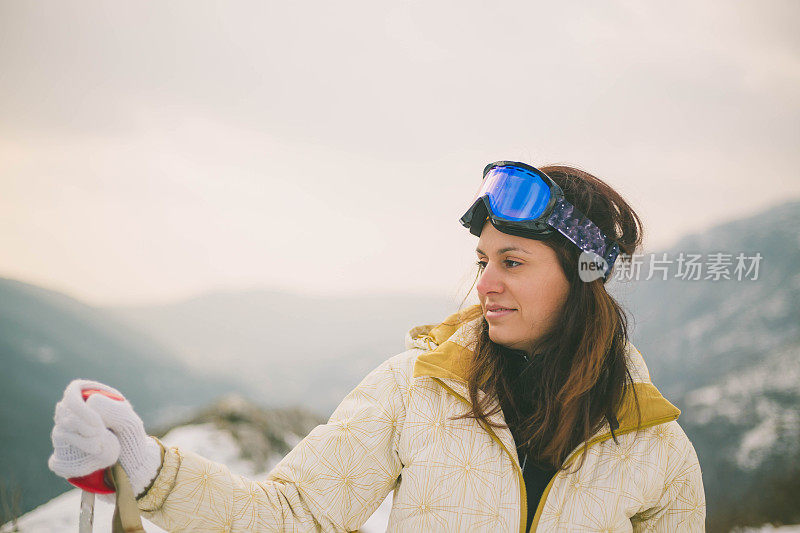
[460,161,620,281]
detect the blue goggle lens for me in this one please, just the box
[479,166,551,221]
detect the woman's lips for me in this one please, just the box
[486,308,516,319]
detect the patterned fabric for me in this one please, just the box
[546,198,621,279]
[136,305,706,532]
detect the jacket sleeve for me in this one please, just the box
[633,428,707,532]
[135,354,408,532]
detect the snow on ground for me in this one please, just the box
[738,525,800,532]
[160,422,263,476]
[736,416,779,470]
[2,488,393,532]
[0,488,166,533]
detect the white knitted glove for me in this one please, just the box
[48,380,120,479]
[49,379,163,498]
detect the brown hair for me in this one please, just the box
[455,164,644,472]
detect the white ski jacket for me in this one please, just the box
[136,305,706,531]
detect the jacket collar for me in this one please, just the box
[406,304,680,435]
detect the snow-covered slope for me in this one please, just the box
[615,199,800,531]
[682,338,800,471]
[739,525,800,532]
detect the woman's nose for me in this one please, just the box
[476,262,503,296]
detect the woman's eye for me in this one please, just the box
[475,259,521,270]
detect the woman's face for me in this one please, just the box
[475,221,571,355]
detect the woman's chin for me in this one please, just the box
[487,328,517,348]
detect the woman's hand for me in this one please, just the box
[48,379,121,479]
[48,379,163,498]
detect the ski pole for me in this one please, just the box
[79,490,94,533]
[66,388,125,533]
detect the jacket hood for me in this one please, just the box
[405,304,680,440]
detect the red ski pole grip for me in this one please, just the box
[66,387,126,494]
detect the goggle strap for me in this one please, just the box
[546,199,620,280]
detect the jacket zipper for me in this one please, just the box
[432,378,529,533]
[528,412,681,530]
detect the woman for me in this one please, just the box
[49,161,706,532]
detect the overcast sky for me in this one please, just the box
[2,1,799,306]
